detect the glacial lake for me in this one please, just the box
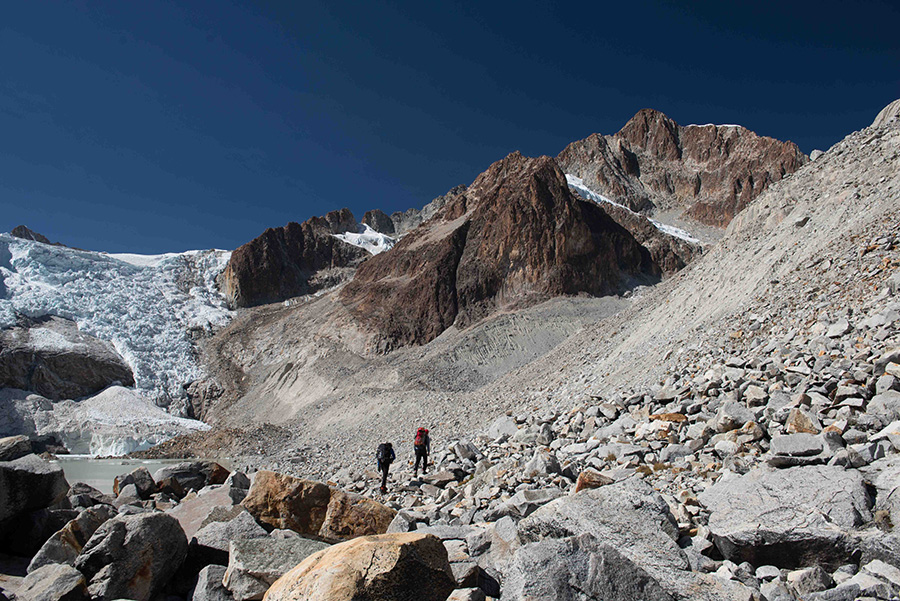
[50,456,232,494]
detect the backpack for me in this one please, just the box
[376,443,392,464]
[414,428,428,447]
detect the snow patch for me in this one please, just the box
[333,224,395,255]
[0,234,233,404]
[565,174,701,244]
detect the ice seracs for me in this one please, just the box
[0,233,232,406]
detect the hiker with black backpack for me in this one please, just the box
[376,442,395,493]
[413,427,430,477]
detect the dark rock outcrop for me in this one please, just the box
[0,454,70,526]
[340,152,658,349]
[219,209,370,309]
[361,209,396,235]
[0,315,134,400]
[558,108,808,227]
[11,225,52,244]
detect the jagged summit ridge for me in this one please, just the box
[558,108,808,226]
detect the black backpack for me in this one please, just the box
[376,443,392,465]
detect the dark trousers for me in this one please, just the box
[379,461,390,489]
[414,446,428,474]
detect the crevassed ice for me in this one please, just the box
[0,233,232,404]
[564,174,701,244]
[333,223,396,255]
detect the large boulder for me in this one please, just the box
[263,532,456,601]
[501,533,674,601]
[517,478,685,576]
[113,466,156,499]
[17,563,87,601]
[0,435,32,462]
[167,482,241,539]
[73,512,189,601]
[699,465,872,568]
[28,505,118,573]
[191,508,269,567]
[190,565,233,601]
[223,537,331,601]
[0,315,134,400]
[241,471,395,543]
[0,454,69,528]
[153,461,229,495]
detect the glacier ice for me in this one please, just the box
[0,233,232,405]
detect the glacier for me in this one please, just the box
[0,233,232,406]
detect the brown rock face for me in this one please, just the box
[11,225,52,244]
[240,471,396,543]
[263,532,456,601]
[558,109,808,227]
[219,208,369,308]
[340,152,658,349]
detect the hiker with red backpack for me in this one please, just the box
[376,442,395,494]
[413,427,430,477]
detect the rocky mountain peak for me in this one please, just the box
[339,152,658,349]
[10,225,52,244]
[559,109,807,227]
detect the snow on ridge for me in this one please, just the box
[333,223,396,255]
[565,174,701,245]
[0,233,233,404]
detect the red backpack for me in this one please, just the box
[415,428,428,446]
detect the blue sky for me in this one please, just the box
[1,1,897,253]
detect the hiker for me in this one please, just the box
[376,442,395,493]
[413,427,430,477]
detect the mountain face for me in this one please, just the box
[339,152,658,349]
[558,109,808,226]
[219,209,376,309]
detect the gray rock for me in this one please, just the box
[191,508,269,566]
[861,456,900,528]
[522,449,561,479]
[190,565,233,601]
[484,488,563,521]
[447,588,486,601]
[222,537,331,601]
[787,565,833,595]
[153,461,229,494]
[67,482,113,509]
[114,483,141,507]
[518,478,684,578]
[699,465,872,568]
[486,416,518,439]
[0,435,32,462]
[18,563,87,601]
[113,466,156,499]
[224,471,251,504]
[74,512,189,601]
[0,454,69,524]
[28,505,118,573]
[712,402,755,433]
[868,390,900,422]
[827,319,851,338]
[386,509,418,533]
[770,433,824,457]
[658,444,692,463]
[501,533,675,601]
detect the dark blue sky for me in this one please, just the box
[1,1,897,253]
